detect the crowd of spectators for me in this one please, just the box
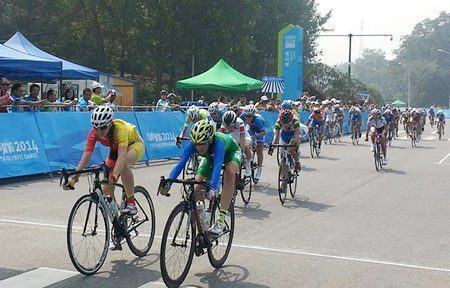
[0,76,375,114]
[0,78,119,113]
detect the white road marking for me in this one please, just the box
[0,267,166,288]
[432,131,438,134]
[1,218,450,274]
[0,267,77,288]
[437,153,450,164]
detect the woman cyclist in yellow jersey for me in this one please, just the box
[63,106,145,216]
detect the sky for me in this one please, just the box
[315,0,450,65]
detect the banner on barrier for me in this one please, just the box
[135,111,185,160]
[0,113,51,178]
[35,112,105,170]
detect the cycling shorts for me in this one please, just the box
[196,150,242,180]
[106,141,145,168]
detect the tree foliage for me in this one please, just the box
[340,12,450,107]
[0,0,330,102]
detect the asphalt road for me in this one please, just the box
[0,125,449,288]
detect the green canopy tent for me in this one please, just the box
[391,99,407,107]
[176,59,262,91]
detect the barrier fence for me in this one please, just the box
[1,110,370,179]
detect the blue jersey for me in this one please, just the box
[437,113,445,121]
[428,109,435,116]
[383,113,394,124]
[240,113,265,134]
[349,110,362,122]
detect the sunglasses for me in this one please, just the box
[1,83,9,87]
[95,125,109,131]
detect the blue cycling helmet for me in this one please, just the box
[281,100,293,110]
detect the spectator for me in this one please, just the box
[10,83,39,112]
[156,89,171,111]
[0,77,12,113]
[255,95,269,111]
[106,89,118,111]
[42,89,59,112]
[23,84,44,111]
[237,95,247,107]
[77,88,94,111]
[90,81,111,105]
[61,88,77,111]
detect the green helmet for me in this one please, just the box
[189,119,216,144]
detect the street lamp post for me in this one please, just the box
[318,33,393,96]
[397,62,411,107]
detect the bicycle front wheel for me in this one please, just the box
[125,186,156,257]
[289,170,298,198]
[278,165,288,204]
[67,194,109,275]
[208,199,235,268]
[160,202,195,288]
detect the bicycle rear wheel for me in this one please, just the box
[125,186,156,257]
[67,194,109,275]
[309,135,315,158]
[278,165,288,204]
[207,199,235,268]
[160,202,195,288]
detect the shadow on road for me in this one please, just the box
[301,166,316,172]
[0,267,24,281]
[51,254,161,288]
[283,198,333,212]
[195,265,270,288]
[317,156,339,161]
[389,145,406,150]
[415,145,435,149]
[382,168,406,175]
[234,202,271,221]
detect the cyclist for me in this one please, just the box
[382,109,395,140]
[428,106,436,126]
[436,110,446,134]
[159,119,241,235]
[281,99,299,119]
[349,105,362,139]
[409,108,422,140]
[220,111,252,177]
[177,105,210,146]
[63,106,145,216]
[268,109,302,171]
[365,108,388,165]
[392,107,401,137]
[334,104,344,136]
[307,107,325,153]
[240,105,266,182]
[209,103,225,130]
[323,100,335,139]
[401,109,410,133]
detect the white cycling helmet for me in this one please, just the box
[91,105,113,129]
[187,105,199,119]
[243,105,256,116]
[222,110,237,126]
[189,119,216,144]
[208,103,218,114]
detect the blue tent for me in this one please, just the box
[4,32,99,80]
[0,43,62,81]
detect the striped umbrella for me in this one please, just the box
[261,76,285,94]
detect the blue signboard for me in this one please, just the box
[278,25,303,101]
[0,113,51,178]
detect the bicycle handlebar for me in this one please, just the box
[270,144,296,148]
[60,163,110,188]
[176,137,190,141]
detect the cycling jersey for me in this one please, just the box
[323,107,334,122]
[240,113,266,142]
[219,117,250,143]
[349,109,362,122]
[184,109,210,127]
[308,112,324,128]
[437,113,445,121]
[383,113,394,124]
[428,109,435,116]
[85,119,144,166]
[274,116,300,143]
[168,132,241,190]
[367,116,386,129]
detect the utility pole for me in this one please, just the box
[318,33,393,97]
